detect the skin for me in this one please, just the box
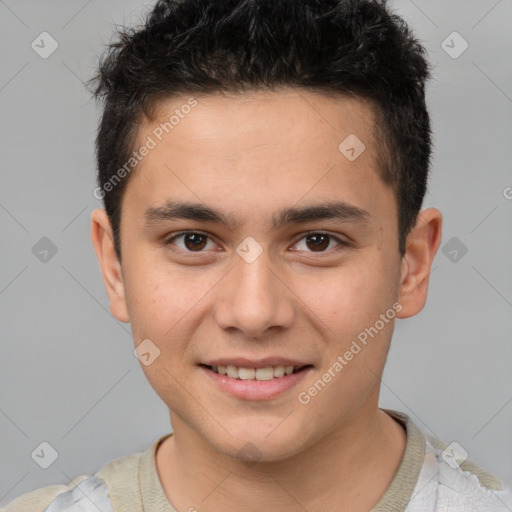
[91,88,442,512]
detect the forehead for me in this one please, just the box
[123,88,394,225]
[144,88,378,156]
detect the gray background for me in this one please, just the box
[1,0,511,506]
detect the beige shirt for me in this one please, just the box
[2,409,512,511]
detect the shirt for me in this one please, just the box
[2,409,512,511]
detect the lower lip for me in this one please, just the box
[200,365,313,401]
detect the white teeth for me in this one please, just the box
[238,367,256,380]
[208,364,305,380]
[227,365,238,379]
[255,367,274,380]
[273,366,285,378]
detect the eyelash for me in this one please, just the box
[163,230,350,255]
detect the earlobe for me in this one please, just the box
[396,207,442,319]
[90,208,130,323]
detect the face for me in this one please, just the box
[91,88,441,463]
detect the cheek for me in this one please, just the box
[125,262,206,402]
[124,255,226,361]
[123,257,188,341]
[293,255,393,329]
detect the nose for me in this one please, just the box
[214,249,295,338]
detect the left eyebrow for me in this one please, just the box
[272,201,371,229]
[143,200,372,230]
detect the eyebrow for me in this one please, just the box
[143,200,371,230]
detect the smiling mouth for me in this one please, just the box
[200,364,313,381]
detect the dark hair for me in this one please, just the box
[89,0,432,261]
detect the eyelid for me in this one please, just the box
[164,230,219,248]
[165,229,211,241]
[290,230,350,252]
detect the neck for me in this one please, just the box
[156,406,406,512]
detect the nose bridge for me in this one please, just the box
[215,245,293,336]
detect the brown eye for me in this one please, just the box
[165,231,215,252]
[292,232,347,254]
[183,233,207,251]
[305,234,330,251]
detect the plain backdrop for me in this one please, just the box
[1,0,511,506]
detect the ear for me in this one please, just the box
[90,208,130,323]
[396,207,442,318]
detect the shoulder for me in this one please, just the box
[0,450,144,512]
[420,434,512,511]
[0,474,91,512]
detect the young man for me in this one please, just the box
[3,1,511,511]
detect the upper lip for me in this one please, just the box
[200,357,312,369]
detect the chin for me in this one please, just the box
[209,420,310,464]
